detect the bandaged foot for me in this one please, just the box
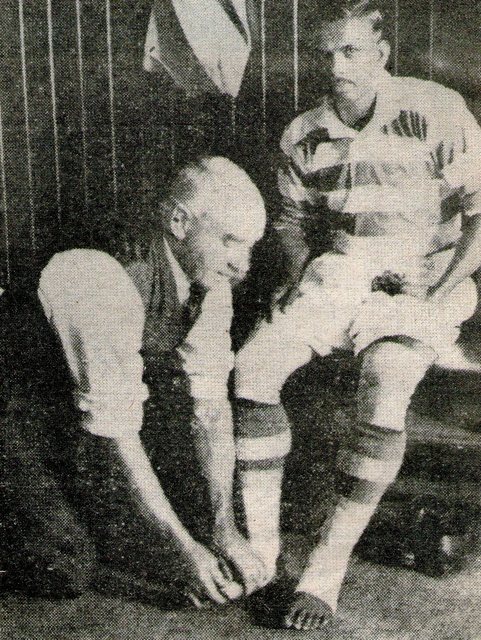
[234,400,292,585]
[239,467,283,584]
[212,527,269,596]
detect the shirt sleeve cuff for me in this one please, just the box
[76,385,148,438]
[79,402,145,438]
[187,375,229,400]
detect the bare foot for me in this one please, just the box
[284,592,334,631]
[212,529,269,596]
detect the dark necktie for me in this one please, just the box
[216,0,250,43]
[183,281,207,330]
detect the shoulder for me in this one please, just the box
[389,75,466,118]
[280,102,331,157]
[39,249,139,306]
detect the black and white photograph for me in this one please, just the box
[1,1,481,638]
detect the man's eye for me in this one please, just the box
[222,235,238,247]
[343,45,357,58]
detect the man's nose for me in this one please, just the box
[332,51,348,77]
[229,251,249,278]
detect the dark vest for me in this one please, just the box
[0,240,197,416]
[121,238,203,387]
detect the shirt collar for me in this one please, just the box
[163,237,191,305]
[320,70,396,139]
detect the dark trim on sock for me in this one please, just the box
[238,457,285,471]
[335,471,387,504]
[346,422,407,461]
[235,399,291,438]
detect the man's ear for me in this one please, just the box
[378,39,390,68]
[169,204,190,240]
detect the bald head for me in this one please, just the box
[167,156,266,240]
[163,156,266,287]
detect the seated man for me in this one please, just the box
[234,0,481,631]
[0,156,267,604]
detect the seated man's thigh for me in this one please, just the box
[235,287,356,404]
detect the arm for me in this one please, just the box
[113,433,232,603]
[190,399,237,534]
[429,213,481,299]
[429,95,481,300]
[275,152,311,289]
[38,250,232,604]
[178,282,267,593]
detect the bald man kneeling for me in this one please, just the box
[1,156,267,603]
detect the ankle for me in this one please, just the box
[212,521,243,545]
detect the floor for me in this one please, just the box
[2,320,481,639]
[2,542,481,640]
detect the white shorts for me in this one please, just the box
[235,253,477,405]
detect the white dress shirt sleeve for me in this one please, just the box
[177,279,234,400]
[38,249,148,439]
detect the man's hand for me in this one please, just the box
[212,527,269,596]
[180,539,242,606]
[188,399,268,597]
[113,435,242,606]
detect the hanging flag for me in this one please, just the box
[144,0,252,98]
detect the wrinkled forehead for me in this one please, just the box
[318,17,380,51]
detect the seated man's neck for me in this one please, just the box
[333,89,377,130]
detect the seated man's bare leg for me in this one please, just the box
[235,312,315,586]
[286,338,436,631]
[235,400,293,582]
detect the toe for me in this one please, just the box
[302,615,313,631]
[293,610,308,630]
[284,608,298,629]
[312,613,328,630]
[310,615,321,630]
[287,592,334,630]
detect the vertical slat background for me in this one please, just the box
[1,1,32,283]
[0,0,479,288]
[0,102,10,285]
[46,0,62,224]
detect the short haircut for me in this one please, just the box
[303,0,386,43]
[123,155,264,259]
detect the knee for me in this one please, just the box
[357,339,436,431]
[235,340,283,404]
[361,339,434,390]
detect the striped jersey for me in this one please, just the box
[277,72,481,285]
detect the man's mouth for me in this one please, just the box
[218,269,245,283]
[333,78,354,87]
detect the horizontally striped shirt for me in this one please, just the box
[277,72,481,286]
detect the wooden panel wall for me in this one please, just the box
[0,0,479,287]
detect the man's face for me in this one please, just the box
[317,17,388,101]
[181,196,266,289]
